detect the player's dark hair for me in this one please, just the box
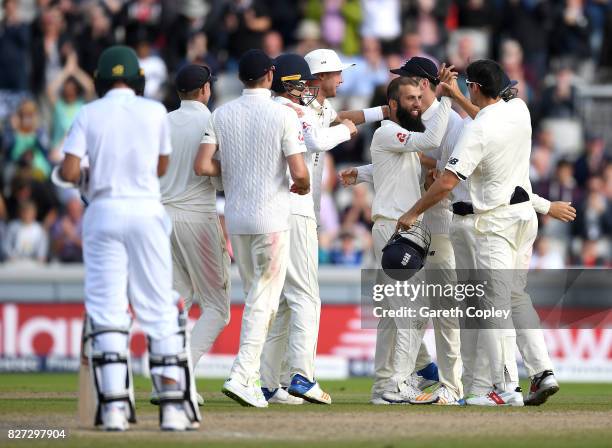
[386,77,420,103]
[466,60,503,99]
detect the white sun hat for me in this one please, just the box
[304,49,355,74]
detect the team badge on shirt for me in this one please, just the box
[396,132,409,143]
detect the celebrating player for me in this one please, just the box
[194,49,310,408]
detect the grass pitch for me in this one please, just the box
[1,374,611,447]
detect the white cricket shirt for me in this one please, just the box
[62,88,171,201]
[307,98,351,220]
[365,96,451,221]
[445,98,534,214]
[160,100,216,213]
[200,88,306,234]
[420,99,464,235]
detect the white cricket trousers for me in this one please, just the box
[371,218,432,398]
[83,198,182,389]
[424,234,463,400]
[229,231,290,386]
[452,211,553,395]
[83,198,179,339]
[472,203,538,390]
[260,215,321,387]
[165,206,231,368]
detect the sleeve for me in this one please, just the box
[328,105,338,124]
[282,111,307,157]
[531,193,551,214]
[356,164,373,185]
[383,96,452,153]
[444,120,484,181]
[200,112,218,145]
[62,108,88,158]
[159,113,172,156]
[302,111,351,152]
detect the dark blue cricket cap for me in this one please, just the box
[391,57,440,85]
[500,72,518,95]
[175,64,215,92]
[239,49,275,82]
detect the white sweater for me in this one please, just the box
[201,89,306,234]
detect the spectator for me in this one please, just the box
[0,194,7,261]
[184,31,220,75]
[576,239,607,266]
[223,0,272,62]
[454,0,498,29]
[530,236,566,269]
[3,200,48,263]
[135,35,168,100]
[500,39,534,104]
[29,5,70,95]
[539,66,578,120]
[400,30,438,66]
[574,133,610,187]
[550,0,592,67]
[337,37,388,102]
[329,230,363,265]
[530,129,557,183]
[76,4,115,77]
[46,48,94,160]
[573,175,612,242]
[50,194,82,262]
[0,0,31,92]
[4,99,51,179]
[5,170,59,228]
[262,29,283,58]
[359,0,401,51]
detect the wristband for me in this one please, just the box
[363,106,384,123]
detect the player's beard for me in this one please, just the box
[397,105,425,132]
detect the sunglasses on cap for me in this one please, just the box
[465,79,483,88]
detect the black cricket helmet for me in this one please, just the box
[272,53,319,106]
[381,221,432,281]
[94,45,145,97]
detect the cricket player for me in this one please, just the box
[259,53,357,405]
[194,49,310,408]
[438,73,575,405]
[397,59,544,406]
[341,58,465,405]
[59,45,200,431]
[156,64,230,405]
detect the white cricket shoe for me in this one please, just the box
[102,403,129,431]
[466,387,524,406]
[150,390,204,406]
[410,384,460,405]
[381,378,422,404]
[287,374,332,405]
[267,388,304,405]
[222,378,268,408]
[160,404,200,431]
[525,370,559,406]
[370,395,391,405]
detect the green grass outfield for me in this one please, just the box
[1,374,611,448]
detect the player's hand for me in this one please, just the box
[290,183,310,195]
[284,102,304,118]
[547,201,576,222]
[341,119,358,137]
[339,167,358,186]
[396,211,418,231]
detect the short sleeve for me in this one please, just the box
[62,108,88,158]
[200,112,218,145]
[159,113,172,156]
[282,111,306,157]
[445,120,484,180]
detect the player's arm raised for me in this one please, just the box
[337,105,390,125]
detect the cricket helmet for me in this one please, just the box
[272,53,319,106]
[381,221,432,281]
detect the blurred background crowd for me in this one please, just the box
[0,0,610,268]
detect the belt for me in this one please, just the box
[452,201,474,216]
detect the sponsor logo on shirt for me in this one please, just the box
[396,132,409,143]
[401,253,412,266]
[448,157,459,165]
[302,121,311,131]
[298,131,304,143]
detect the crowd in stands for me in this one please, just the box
[0,0,610,267]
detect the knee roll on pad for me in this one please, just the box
[84,316,136,426]
[148,310,201,425]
